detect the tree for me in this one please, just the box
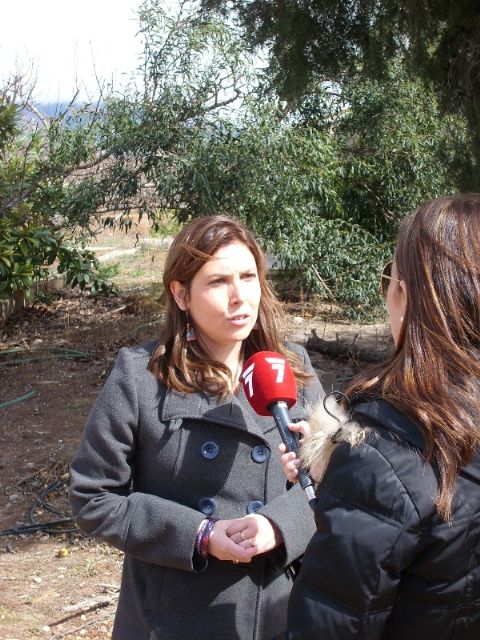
[88,0,477,317]
[88,0,260,230]
[333,63,476,239]
[0,0,260,301]
[0,75,116,298]
[89,2,392,314]
[201,1,480,131]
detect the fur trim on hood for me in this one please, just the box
[300,395,368,483]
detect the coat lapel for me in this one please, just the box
[160,385,307,439]
[160,386,267,438]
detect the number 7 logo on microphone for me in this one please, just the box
[242,362,255,397]
[240,351,297,416]
[241,357,286,398]
[265,357,285,383]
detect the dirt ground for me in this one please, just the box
[0,227,391,639]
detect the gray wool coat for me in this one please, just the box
[69,341,323,640]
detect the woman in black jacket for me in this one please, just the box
[281,194,480,639]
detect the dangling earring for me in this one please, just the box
[185,310,196,342]
[400,316,404,323]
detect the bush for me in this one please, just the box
[0,88,117,300]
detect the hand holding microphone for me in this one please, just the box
[279,420,311,483]
[240,351,317,509]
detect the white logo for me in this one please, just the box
[265,357,285,383]
[242,363,255,397]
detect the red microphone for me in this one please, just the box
[241,351,316,507]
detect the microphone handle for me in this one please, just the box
[270,401,317,509]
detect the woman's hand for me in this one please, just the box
[278,420,311,483]
[208,519,257,564]
[226,514,283,555]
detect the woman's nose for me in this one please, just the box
[230,279,245,303]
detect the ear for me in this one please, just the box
[170,281,187,311]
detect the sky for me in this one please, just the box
[0,0,146,103]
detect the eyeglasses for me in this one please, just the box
[380,261,402,298]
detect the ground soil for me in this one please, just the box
[0,225,391,639]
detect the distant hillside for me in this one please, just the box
[36,102,74,117]
[20,101,104,128]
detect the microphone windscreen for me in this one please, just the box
[241,351,297,416]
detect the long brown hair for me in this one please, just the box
[346,194,480,520]
[149,215,311,397]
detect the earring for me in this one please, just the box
[400,316,404,323]
[185,310,196,342]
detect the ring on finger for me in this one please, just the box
[240,530,246,541]
[249,538,255,547]
[233,558,239,564]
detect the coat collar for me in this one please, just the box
[353,399,480,484]
[160,383,306,438]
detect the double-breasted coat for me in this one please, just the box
[69,341,323,640]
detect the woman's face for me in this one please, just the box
[171,241,261,359]
[385,260,407,347]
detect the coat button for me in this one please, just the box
[251,445,270,463]
[201,441,219,460]
[199,498,217,516]
[246,500,264,514]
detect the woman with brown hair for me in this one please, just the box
[69,215,323,640]
[280,193,480,639]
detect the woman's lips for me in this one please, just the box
[228,314,250,325]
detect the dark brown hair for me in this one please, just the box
[149,215,311,397]
[346,194,480,520]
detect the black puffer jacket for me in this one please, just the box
[285,400,480,639]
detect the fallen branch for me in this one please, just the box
[62,593,119,614]
[49,594,118,628]
[98,582,121,592]
[50,608,114,639]
[306,329,391,363]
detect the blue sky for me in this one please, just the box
[0,0,145,102]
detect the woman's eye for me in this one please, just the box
[243,273,257,280]
[210,278,225,285]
